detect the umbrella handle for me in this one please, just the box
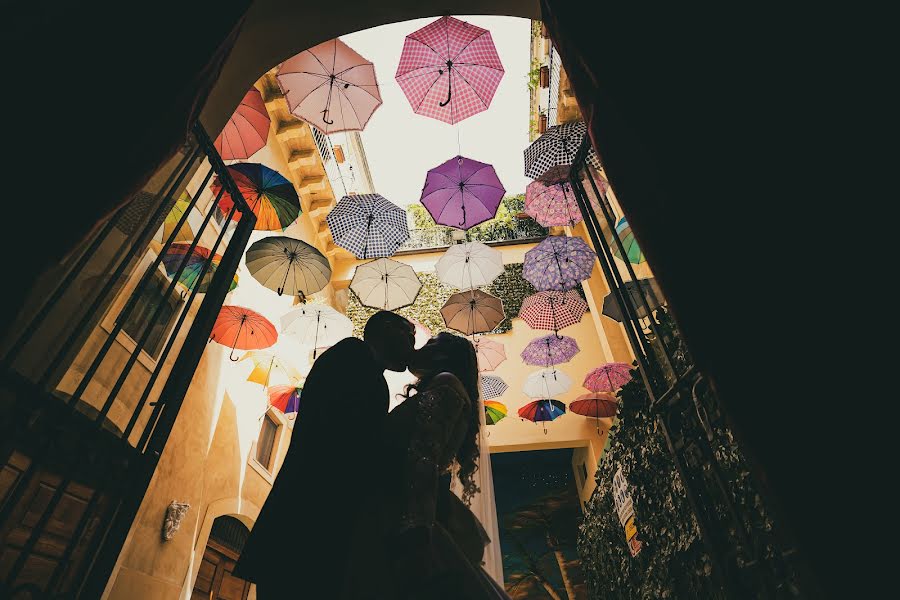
[322,108,334,125]
[439,74,452,107]
[229,346,240,362]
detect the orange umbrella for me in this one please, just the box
[209,305,277,361]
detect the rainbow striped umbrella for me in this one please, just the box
[268,385,302,418]
[484,400,507,425]
[161,243,238,294]
[154,191,204,244]
[212,163,301,231]
[611,217,645,264]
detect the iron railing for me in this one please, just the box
[398,222,548,252]
[0,123,256,598]
[568,137,803,597]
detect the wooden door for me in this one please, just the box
[192,539,251,600]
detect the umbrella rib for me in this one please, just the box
[452,68,490,109]
[334,74,383,102]
[413,71,446,113]
[335,83,365,129]
[434,188,463,223]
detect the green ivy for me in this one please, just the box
[406,195,547,242]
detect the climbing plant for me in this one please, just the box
[406,195,547,242]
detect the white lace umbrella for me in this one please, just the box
[350,258,422,311]
[435,242,504,291]
[280,305,353,358]
[522,368,573,399]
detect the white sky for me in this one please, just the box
[341,16,532,206]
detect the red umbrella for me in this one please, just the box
[569,392,618,433]
[209,305,277,361]
[214,88,270,160]
[395,16,504,124]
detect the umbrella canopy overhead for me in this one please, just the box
[209,305,277,361]
[474,338,506,372]
[240,350,303,387]
[602,278,665,323]
[277,38,382,134]
[435,242,503,291]
[519,290,589,332]
[584,363,633,393]
[524,180,582,227]
[569,392,618,433]
[245,236,331,299]
[479,374,508,400]
[523,368,573,399]
[395,16,504,124]
[521,334,580,367]
[350,258,422,311]
[483,400,507,425]
[161,243,238,294]
[154,191,204,244]
[267,385,302,418]
[419,156,506,230]
[523,235,596,291]
[518,399,566,433]
[326,193,409,259]
[611,217,646,264]
[214,87,270,160]
[440,289,504,336]
[524,121,600,183]
[212,163,301,231]
[281,304,353,357]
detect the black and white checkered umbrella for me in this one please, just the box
[326,194,409,259]
[523,121,601,183]
[479,374,509,400]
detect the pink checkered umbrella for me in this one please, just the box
[519,290,588,333]
[395,16,504,124]
[525,180,582,227]
[584,363,633,392]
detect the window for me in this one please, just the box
[119,269,183,361]
[255,413,280,470]
[579,462,589,488]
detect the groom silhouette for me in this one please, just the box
[234,310,415,598]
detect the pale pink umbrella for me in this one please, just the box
[214,88,270,160]
[277,38,382,134]
[474,338,506,372]
[395,16,504,124]
[584,363,633,392]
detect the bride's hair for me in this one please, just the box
[405,332,481,504]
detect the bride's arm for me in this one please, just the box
[391,372,470,550]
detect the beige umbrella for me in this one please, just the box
[350,258,421,311]
[440,289,504,336]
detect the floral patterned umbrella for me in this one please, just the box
[518,399,566,434]
[523,235,596,291]
[583,363,633,392]
[518,290,588,332]
[524,180,582,227]
[521,334,580,367]
[474,338,506,372]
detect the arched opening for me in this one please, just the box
[191,516,252,600]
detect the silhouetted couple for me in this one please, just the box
[234,311,510,599]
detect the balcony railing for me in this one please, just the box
[397,220,548,252]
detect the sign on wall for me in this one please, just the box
[613,467,642,557]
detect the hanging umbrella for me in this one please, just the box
[523,368,573,399]
[281,304,353,358]
[214,87,270,160]
[570,392,618,434]
[440,289,504,336]
[523,235,596,291]
[267,385,303,418]
[475,338,506,372]
[350,258,422,311]
[480,375,508,400]
[519,290,588,332]
[420,156,506,230]
[277,38,382,134]
[154,191,204,244]
[484,400,507,425]
[209,305,277,361]
[395,16,504,125]
[211,163,301,231]
[435,242,503,290]
[521,334,580,367]
[161,243,238,294]
[524,121,600,183]
[326,193,409,259]
[240,350,303,387]
[245,236,331,299]
[584,363,633,393]
[601,278,665,323]
[610,217,646,265]
[518,399,566,434]
[524,180,583,227]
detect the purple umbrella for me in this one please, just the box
[521,334,580,367]
[523,235,596,291]
[419,155,506,230]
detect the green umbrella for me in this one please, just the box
[611,217,645,264]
